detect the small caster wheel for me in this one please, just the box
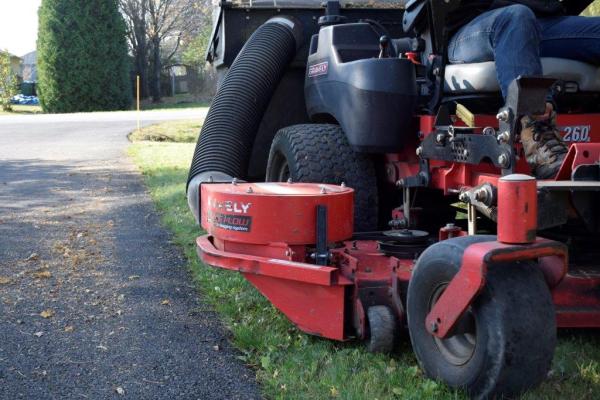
[366,305,397,353]
[407,236,556,399]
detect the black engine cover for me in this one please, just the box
[304,23,417,153]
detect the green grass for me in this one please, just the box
[140,94,211,111]
[141,101,210,110]
[0,104,43,115]
[128,119,202,143]
[129,140,600,400]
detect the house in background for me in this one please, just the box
[1,51,22,80]
[21,51,37,82]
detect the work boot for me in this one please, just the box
[520,106,568,179]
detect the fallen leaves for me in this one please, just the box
[51,226,104,269]
[40,309,55,319]
[26,253,40,262]
[330,386,340,397]
[32,270,52,279]
[260,355,270,369]
[64,326,74,333]
[160,299,170,306]
[0,276,11,285]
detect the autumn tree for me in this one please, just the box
[0,51,19,111]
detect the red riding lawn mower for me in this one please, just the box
[186,0,600,398]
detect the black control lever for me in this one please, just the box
[379,35,390,58]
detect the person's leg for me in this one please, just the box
[518,16,600,179]
[448,4,543,98]
[539,16,600,64]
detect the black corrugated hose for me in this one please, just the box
[186,17,302,222]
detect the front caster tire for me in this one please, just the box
[407,236,556,399]
[366,305,396,354]
[266,124,378,231]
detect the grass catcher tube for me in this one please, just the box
[187,16,302,222]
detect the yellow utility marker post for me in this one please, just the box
[136,75,141,135]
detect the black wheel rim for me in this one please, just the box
[429,284,477,366]
[269,152,291,182]
[276,160,290,182]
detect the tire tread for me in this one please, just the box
[267,124,378,231]
[367,305,396,354]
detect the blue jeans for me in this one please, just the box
[448,4,600,98]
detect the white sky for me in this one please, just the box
[0,0,42,56]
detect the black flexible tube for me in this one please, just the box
[187,17,300,186]
[186,16,301,222]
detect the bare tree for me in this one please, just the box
[120,0,150,98]
[121,0,204,102]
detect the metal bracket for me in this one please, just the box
[401,157,431,188]
[420,130,512,168]
[497,77,558,175]
[315,205,330,266]
[423,77,556,174]
[425,239,567,339]
[467,204,477,236]
[459,183,498,223]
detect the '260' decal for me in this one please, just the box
[561,125,591,142]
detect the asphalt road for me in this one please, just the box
[0,110,261,399]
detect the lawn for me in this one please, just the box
[140,94,211,111]
[128,121,600,400]
[0,104,43,115]
[128,119,202,143]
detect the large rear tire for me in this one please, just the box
[266,124,378,231]
[407,236,556,399]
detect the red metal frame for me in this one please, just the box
[194,112,600,344]
[553,273,600,328]
[425,239,567,338]
[388,114,600,193]
[197,235,352,340]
